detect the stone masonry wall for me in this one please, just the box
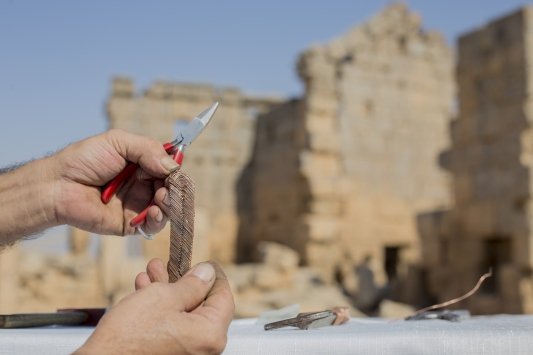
[243,4,454,291]
[321,4,453,287]
[237,100,310,261]
[422,6,533,314]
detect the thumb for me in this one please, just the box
[171,262,217,312]
[106,129,179,178]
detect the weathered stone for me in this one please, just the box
[421,6,533,314]
[252,265,294,291]
[69,228,91,256]
[257,242,299,271]
[0,246,19,313]
[239,4,453,304]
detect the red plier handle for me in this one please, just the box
[100,142,185,227]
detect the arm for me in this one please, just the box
[0,129,180,247]
[0,158,57,245]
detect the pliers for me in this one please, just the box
[100,102,219,229]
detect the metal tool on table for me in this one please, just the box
[0,308,106,328]
[100,102,219,232]
[264,307,350,331]
[405,309,470,322]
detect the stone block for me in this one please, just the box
[306,242,339,282]
[111,77,134,97]
[257,242,299,271]
[304,216,340,242]
[300,153,341,176]
[252,265,294,291]
[307,132,342,153]
[0,246,20,313]
[225,264,257,292]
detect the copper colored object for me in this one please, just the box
[331,306,350,325]
[166,171,195,282]
[406,269,492,321]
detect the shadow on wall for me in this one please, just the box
[235,100,311,264]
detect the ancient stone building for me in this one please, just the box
[420,6,533,314]
[240,3,454,295]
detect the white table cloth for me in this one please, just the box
[0,315,532,354]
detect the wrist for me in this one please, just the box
[34,156,60,227]
[75,332,129,354]
[16,156,59,228]
[0,156,59,242]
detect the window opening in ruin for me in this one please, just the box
[384,246,402,282]
[481,238,512,294]
[398,35,407,53]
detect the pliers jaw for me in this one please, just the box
[166,134,185,153]
[164,102,218,153]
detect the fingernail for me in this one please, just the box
[155,209,163,222]
[161,156,180,173]
[190,262,215,282]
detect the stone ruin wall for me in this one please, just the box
[242,4,454,295]
[421,6,533,314]
[237,100,308,261]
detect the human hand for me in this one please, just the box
[77,260,235,354]
[51,129,180,236]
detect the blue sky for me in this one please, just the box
[0,0,529,167]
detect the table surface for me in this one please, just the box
[0,315,532,354]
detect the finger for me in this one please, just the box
[193,262,235,327]
[106,129,179,178]
[136,168,157,181]
[135,272,151,290]
[147,258,169,283]
[170,262,217,312]
[141,205,168,235]
[153,186,170,217]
